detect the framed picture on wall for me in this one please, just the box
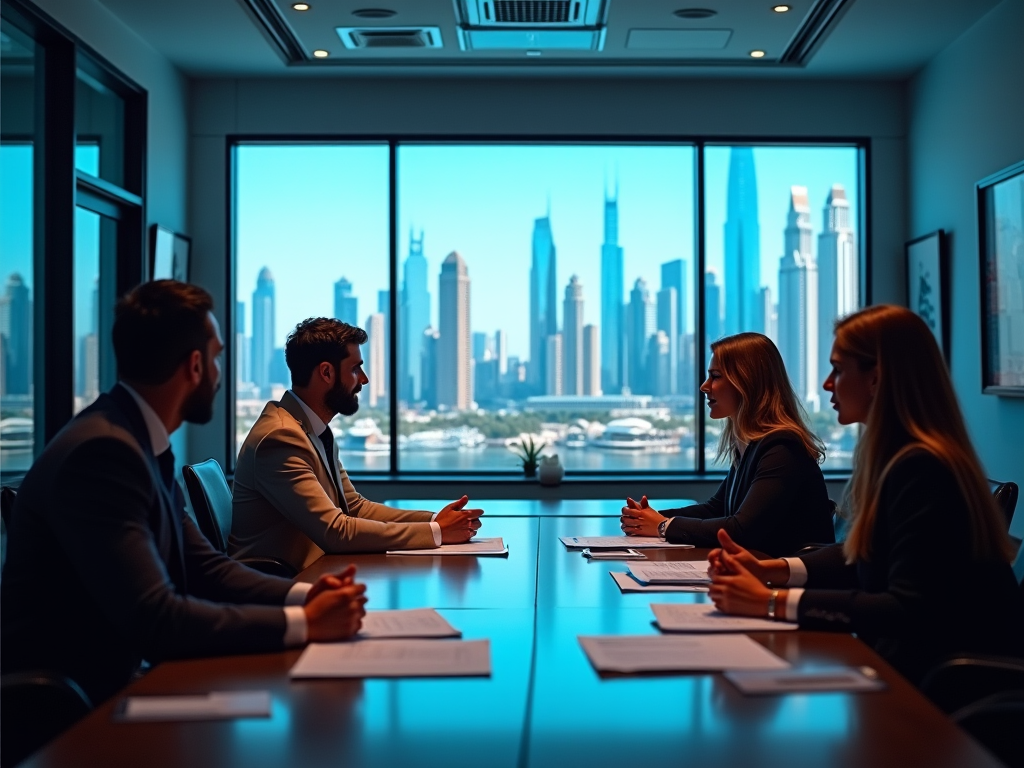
[149,224,192,283]
[906,230,948,359]
[978,159,1024,396]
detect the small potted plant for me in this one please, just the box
[511,435,545,478]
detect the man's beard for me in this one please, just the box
[182,358,219,424]
[325,374,360,417]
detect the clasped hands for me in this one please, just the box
[435,495,485,543]
[619,495,668,537]
[303,564,367,641]
[708,529,792,620]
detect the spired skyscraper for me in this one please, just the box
[723,147,762,335]
[562,275,584,396]
[400,230,431,402]
[600,188,624,395]
[778,186,820,412]
[251,267,275,397]
[529,214,557,394]
[817,184,858,387]
[438,251,472,410]
[334,277,358,327]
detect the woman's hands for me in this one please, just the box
[707,529,791,585]
[708,530,791,619]
[620,495,668,537]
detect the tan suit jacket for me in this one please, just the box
[230,391,435,570]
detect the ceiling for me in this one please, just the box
[95,0,1002,77]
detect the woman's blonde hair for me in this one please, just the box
[711,332,825,466]
[836,305,1013,563]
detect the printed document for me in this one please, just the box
[117,691,271,722]
[725,667,886,695]
[628,560,712,584]
[290,639,491,678]
[610,572,709,593]
[578,634,790,673]
[651,603,797,632]
[560,536,694,550]
[387,537,507,556]
[357,608,462,639]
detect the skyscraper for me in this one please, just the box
[377,289,390,397]
[438,251,472,410]
[0,274,32,395]
[656,286,679,395]
[817,184,857,386]
[705,270,723,344]
[251,267,275,397]
[421,327,439,409]
[529,215,557,393]
[600,188,624,394]
[365,312,386,408]
[562,275,584,395]
[546,333,563,396]
[334,277,358,327]
[627,278,656,394]
[472,332,491,363]
[582,324,602,396]
[400,230,431,402]
[660,259,686,335]
[723,147,762,335]
[760,287,778,344]
[235,300,250,387]
[494,329,508,376]
[647,331,671,396]
[778,186,820,411]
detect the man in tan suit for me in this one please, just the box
[230,317,483,571]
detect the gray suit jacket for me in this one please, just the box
[230,391,435,570]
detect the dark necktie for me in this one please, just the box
[318,426,338,479]
[156,448,185,514]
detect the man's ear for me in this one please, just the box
[319,361,334,384]
[186,349,203,386]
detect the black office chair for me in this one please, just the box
[0,670,93,768]
[991,480,1019,532]
[1,485,17,529]
[182,458,297,579]
[795,500,843,556]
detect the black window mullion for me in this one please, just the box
[694,142,707,474]
[388,140,399,475]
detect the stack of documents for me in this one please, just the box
[651,603,797,632]
[387,537,507,556]
[290,639,491,679]
[560,536,694,550]
[578,634,790,673]
[357,608,462,639]
[116,691,272,722]
[724,667,886,695]
[609,572,709,593]
[627,560,712,584]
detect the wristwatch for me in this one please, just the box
[657,519,670,539]
[767,589,780,620]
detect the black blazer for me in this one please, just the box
[1,385,294,705]
[662,431,834,557]
[797,450,1024,684]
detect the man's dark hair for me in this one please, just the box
[285,317,367,387]
[113,280,215,385]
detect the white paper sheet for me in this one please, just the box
[652,603,798,632]
[609,572,709,593]
[117,691,271,722]
[357,608,462,639]
[290,639,491,678]
[560,536,694,550]
[387,537,507,556]
[724,667,886,695]
[578,634,790,673]
[628,560,712,584]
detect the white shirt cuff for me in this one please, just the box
[783,588,804,622]
[285,582,312,605]
[429,521,442,547]
[283,606,308,647]
[784,557,808,586]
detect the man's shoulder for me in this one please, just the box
[239,400,311,455]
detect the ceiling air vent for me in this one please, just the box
[336,26,443,49]
[456,0,608,50]
[494,1,569,23]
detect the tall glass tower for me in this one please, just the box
[817,185,857,387]
[778,186,819,411]
[723,147,762,335]
[251,267,275,397]
[400,230,431,401]
[333,277,358,327]
[438,251,472,410]
[529,215,557,394]
[600,190,624,394]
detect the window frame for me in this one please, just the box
[227,135,870,479]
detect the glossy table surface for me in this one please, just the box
[25,512,998,768]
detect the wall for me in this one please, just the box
[908,0,1024,517]
[186,75,907,497]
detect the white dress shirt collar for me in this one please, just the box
[119,382,171,456]
[288,390,328,436]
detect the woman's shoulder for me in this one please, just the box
[879,445,960,502]
[751,429,816,458]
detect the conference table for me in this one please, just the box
[24,500,1000,768]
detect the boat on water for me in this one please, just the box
[340,419,390,453]
[0,417,33,450]
[401,426,486,452]
[587,417,680,452]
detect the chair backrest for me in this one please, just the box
[1,670,92,768]
[991,481,1019,532]
[0,486,16,529]
[181,459,233,553]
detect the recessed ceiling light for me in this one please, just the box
[291,2,310,10]
[773,4,791,12]
[674,8,717,19]
[312,49,330,58]
[352,8,397,18]
[749,49,766,58]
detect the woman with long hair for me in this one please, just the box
[620,332,835,557]
[707,306,1024,683]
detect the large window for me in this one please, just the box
[232,141,863,475]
